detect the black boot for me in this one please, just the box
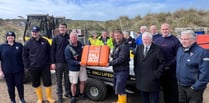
[71,97,76,103]
[57,97,63,103]
[19,99,26,103]
[64,93,71,98]
[79,93,87,100]
[11,101,16,103]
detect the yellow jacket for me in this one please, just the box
[98,37,114,49]
[88,37,101,46]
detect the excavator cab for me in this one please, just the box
[54,16,65,28]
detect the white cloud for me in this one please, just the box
[0,0,209,21]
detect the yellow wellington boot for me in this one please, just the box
[45,87,55,103]
[112,95,120,103]
[119,94,127,103]
[34,86,43,103]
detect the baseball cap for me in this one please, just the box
[31,26,40,32]
[6,31,16,38]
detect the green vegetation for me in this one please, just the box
[0,9,209,43]
[66,9,209,32]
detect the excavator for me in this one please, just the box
[23,14,87,45]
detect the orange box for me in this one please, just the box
[197,35,209,49]
[81,45,110,66]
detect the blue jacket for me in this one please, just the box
[0,42,24,74]
[65,41,82,71]
[136,34,142,46]
[176,43,209,90]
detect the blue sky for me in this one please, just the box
[0,0,209,21]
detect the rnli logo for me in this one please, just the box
[190,52,193,56]
[88,54,99,62]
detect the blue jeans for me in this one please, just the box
[113,71,129,94]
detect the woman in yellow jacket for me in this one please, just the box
[87,31,101,46]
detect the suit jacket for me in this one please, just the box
[134,43,165,92]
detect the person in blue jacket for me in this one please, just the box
[176,30,209,103]
[136,26,147,46]
[65,31,87,103]
[0,31,26,103]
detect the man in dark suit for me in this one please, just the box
[134,32,165,103]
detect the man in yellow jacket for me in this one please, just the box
[98,31,114,49]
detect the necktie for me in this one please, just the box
[144,47,148,56]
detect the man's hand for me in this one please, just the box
[74,56,78,60]
[50,64,56,70]
[106,63,109,67]
[80,62,86,66]
[0,71,4,78]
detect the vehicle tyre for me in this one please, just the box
[85,78,107,101]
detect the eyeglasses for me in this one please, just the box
[180,38,193,41]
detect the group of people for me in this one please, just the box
[89,23,209,103]
[0,23,87,103]
[0,22,209,103]
[87,31,114,49]
[134,23,209,103]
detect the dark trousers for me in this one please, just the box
[141,91,159,103]
[178,85,204,103]
[160,68,178,103]
[5,72,24,102]
[30,66,52,87]
[113,71,129,94]
[55,63,71,98]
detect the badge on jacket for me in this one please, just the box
[16,46,19,50]
[190,52,193,56]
